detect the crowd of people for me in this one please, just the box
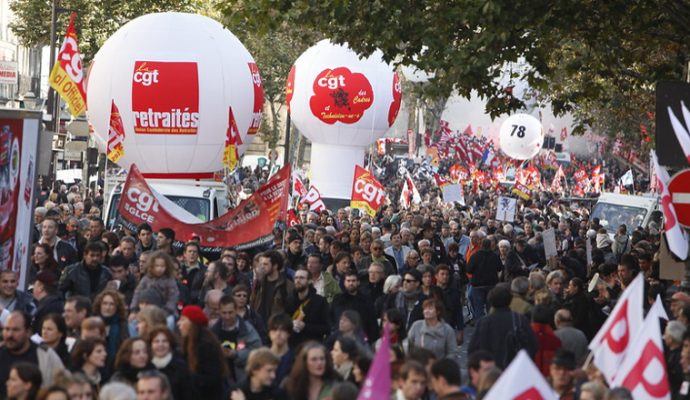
[0,152,681,400]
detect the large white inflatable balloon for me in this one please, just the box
[499,113,544,160]
[287,39,401,199]
[87,12,263,177]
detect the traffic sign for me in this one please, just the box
[668,168,690,227]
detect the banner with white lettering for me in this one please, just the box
[117,164,290,253]
[350,165,386,217]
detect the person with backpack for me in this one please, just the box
[468,285,538,368]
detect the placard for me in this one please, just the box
[496,196,516,222]
[542,228,558,259]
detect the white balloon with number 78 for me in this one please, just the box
[499,113,544,160]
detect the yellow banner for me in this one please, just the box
[350,200,376,217]
[224,144,239,170]
[49,64,86,117]
[108,146,124,163]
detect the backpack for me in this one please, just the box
[503,312,530,367]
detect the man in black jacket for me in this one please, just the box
[382,269,426,329]
[58,242,112,299]
[468,285,538,368]
[32,271,64,332]
[286,267,330,347]
[466,238,502,320]
[331,270,379,342]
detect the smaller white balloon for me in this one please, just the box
[499,113,544,160]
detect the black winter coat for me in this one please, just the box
[157,353,193,400]
[468,308,538,369]
[466,249,502,287]
[32,294,64,332]
[58,262,112,299]
[286,287,331,347]
[331,291,380,342]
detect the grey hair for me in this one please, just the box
[665,320,686,344]
[546,270,564,284]
[383,275,402,294]
[510,277,529,295]
[99,382,137,400]
[498,240,511,249]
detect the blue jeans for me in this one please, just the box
[470,285,490,320]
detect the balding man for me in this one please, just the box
[554,308,588,363]
[671,292,690,320]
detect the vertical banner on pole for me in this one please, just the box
[0,112,40,289]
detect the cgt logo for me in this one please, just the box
[133,63,159,86]
[309,67,373,125]
[123,187,160,224]
[354,178,385,204]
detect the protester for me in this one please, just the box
[147,327,192,400]
[286,341,340,400]
[177,305,229,398]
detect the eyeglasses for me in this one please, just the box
[403,279,417,283]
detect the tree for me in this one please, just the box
[226,22,321,149]
[10,0,207,61]
[221,0,690,141]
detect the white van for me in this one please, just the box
[104,179,229,230]
[590,193,661,234]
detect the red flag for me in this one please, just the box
[49,13,86,117]
[107,100,125,163]
[462,124,473,136]
[560,127,568,141]
[350,165,386,217]
[287,209,300,227]
[652,152,689,259]
[292,172,307,198]
[223,106,243,170]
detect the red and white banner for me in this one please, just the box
[611,296,671,399]
[399,170,421,209]
[652,151,689,259]
[350,165,385,217]
[117,164,290,253]
[483,350,557,400]
[300,185,326,213]
[292,172,307,198]
[589,273,644,384]
[107,100,125,163]
[0,117,39,289]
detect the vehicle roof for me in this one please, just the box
[112,181,224,199]
[595,192,658,208]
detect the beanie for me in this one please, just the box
[181,305,209,327]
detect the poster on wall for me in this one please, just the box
[0,111,40,289]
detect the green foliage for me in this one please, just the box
[220,0,690,141]
[9,0,206,61]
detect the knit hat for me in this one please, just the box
[551,349,576,370]
[181,305,209,327]
[138,288,164,308]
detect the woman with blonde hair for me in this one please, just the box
[136,306,168,340]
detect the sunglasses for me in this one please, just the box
[403,278,417,283]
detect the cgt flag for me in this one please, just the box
[107,100,125,163]
[223,106,243,170]
[351,165,385,217]
[49,12,86,117]
[589,273,644,384]
[483,350,557,400]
